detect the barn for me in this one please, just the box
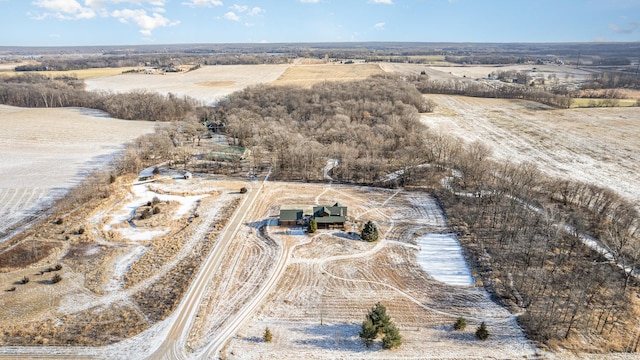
[279,209,304,226]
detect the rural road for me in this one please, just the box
[196,218,291,359]
[148,173,270,360]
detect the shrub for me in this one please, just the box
[153,206,161,215]
[6,287,16,292]
[475,322,489,340]
[454,317,467,331]
[140,209,151,220]
[20,276,29,284]
[51,274,62,284]
[151,196,161,205]
[54,218,64,225]
[240,187,248,194]
[308,218,317,234]
[53,264,63,271]
[77,227,85,235]
[263,327,272,343]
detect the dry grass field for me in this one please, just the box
[269,63,385,88]
[0,67,142,79]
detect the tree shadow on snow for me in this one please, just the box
[290,323,376,353]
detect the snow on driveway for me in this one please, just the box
[416,233,475,287]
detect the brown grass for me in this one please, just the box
[270,63,384,88]
[196,81,236,87]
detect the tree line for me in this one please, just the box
[0,74,198,121]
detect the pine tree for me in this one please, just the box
[368,302,390,332]
[454,317,466,331]
[361,220,379,242]
[475,322,489,340]
[264,326,273,343]
[359,317,377,347]
[382,322,402,350]
[308,218,317,234]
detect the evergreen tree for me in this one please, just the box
[361,220,379,242]
[454,317,466,331]
[368,302,390,332]
[382,322,403,350]
[475,322,489,340]
[359,317,377,347]
[264,326,273,343]
[308,218,317,233]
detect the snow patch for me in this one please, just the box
[416,233,475,287]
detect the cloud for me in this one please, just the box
[374,22,385,30]
[181,0,223,7]
[608,21,638,34]
[369,0,393,4]
[32,0,96,19]
[111,8,179,35]
[299,0,320,3]
[224,11,240,21]
[230,4,264,15]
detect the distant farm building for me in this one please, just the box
[183,171,192,179]
[279,202,347,229]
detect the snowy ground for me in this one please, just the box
[415,233,475,287]
[422,95,640,205]
[85,64,292,106]
[0,105,156,240]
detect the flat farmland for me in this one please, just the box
[270,63,385,88]
[422,95,640,205]
[0,105,157,238]
[85,64,293,105]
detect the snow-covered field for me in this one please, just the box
[0,105,156,240]
[422,95,640,205]
[85,64,292,105]
[416,233,475,287]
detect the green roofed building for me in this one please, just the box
[312,202,347,229]
[279,202,347,228]
[279,209,304,226]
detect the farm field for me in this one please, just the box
[0,105,157,240]
[85,64,293,105]
[0,67,142,79]
[270,63,385,88]
[421,95,640,205]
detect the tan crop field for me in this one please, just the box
[0,67,142,79]
[270,63,385,87]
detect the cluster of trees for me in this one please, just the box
[0,74,198,121]
[413,78,572,108]
[13,53,291,72]
[359,302,402,349]
[216,75,436,181]
[432,151,640,350]
[445,55,531,65]
[582,72,640,90]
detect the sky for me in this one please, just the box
[0,0,639,46]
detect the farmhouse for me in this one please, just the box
[278,202,348,228]
[313,203,347,229]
